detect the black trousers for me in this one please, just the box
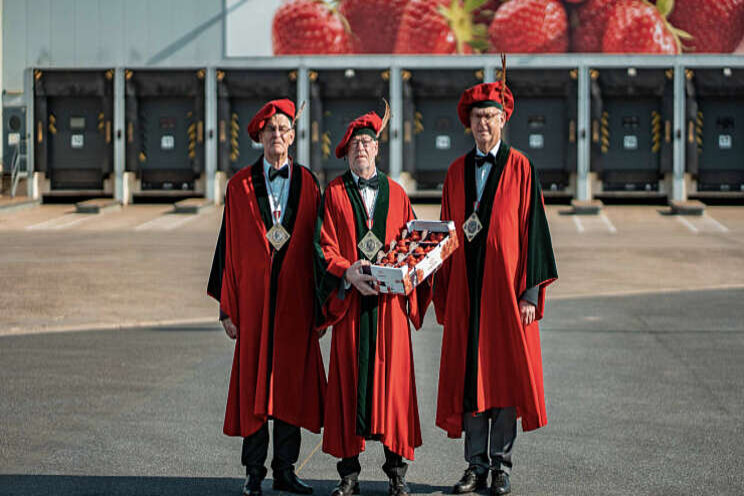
[337,446,407,479]
[241,419,301,477]
[463,407,517,476]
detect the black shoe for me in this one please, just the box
[489,471,510,496]
[452,468,488,494]
[242,475,263,496]
[388,475,410,496]
[330,476,360,496]
[273,469,314,494]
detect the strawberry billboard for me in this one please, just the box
[226,0,744,57]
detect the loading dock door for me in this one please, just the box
[47,97,108,190]
[697,98,744,192]
[413,100,468,186]
[34,70,114,192]
[139,97,199,190]
[125,70,204,192]
[506,98,567,190]
[408,70,483,190]
[601,98,661,191]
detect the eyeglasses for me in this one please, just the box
[349,137,375,149]
[471,111,502,124]
[264,125,292,136]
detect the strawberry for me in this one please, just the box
[339,0,409,53]
[488,0,569,53]
[737,34,744,53]
[394,0,491,54]
[570,0,618,52]
[272,0,352,55]
[668,0,744,53]
[602,0,686,53]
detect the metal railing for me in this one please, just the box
[9,140,27,198]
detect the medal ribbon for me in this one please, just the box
[266,166,290,226]
[472,157,490,214]
[359,183,376,230]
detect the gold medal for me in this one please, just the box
[358,230,383,260]
[266,223,291,251]
[463,212,483,242]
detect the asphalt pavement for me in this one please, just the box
[2,288,743,496]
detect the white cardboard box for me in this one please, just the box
[370,220,459,295]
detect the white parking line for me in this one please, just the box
[599,213,618,234]
[26,215,72,230]
[134,214,198,231]
[25,214,96,231]
[703,215,729,233]
[163,215,198,231]
[134,216,168,231]
[676,215,699,234]
[51,215,97,230]
[572,216,585,234]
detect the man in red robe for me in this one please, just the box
[433,81,558,496]
[207,99,326,496]
[314,109,431,496]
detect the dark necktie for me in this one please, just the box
[474,153,496,168]
[269,165,289,181]
[357,176,379,190]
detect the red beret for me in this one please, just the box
[335,111,383,158]
[457,82,514,127]
[247,99,296,142]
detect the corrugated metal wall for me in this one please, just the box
[2,0,224,92]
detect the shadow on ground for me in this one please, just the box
[0,475,452,496]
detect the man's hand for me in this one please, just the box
[221,317,238,339]
[519,300,536,326]
[344,260,379,296]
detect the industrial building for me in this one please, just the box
[2,0,743,207]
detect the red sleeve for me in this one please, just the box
[433,173,453,326]
[405,195,432,330]
[517,159,554,321]
[220,187,240,326]
[315,189,353,329]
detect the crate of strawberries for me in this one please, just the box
[369,220,459,295]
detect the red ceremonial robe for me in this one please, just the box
[314,170,431,461]
[433,143,558,437]
[207,158,326,438]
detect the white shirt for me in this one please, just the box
[474,141,501,203]
[263,157,291,224]
[350,169,379,221]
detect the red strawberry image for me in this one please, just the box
[488,0,569,53]
[602,0,687,53]
[394,0,491,54]
[340,0,409,53]
[570,0,618,52]
[272,0,352,54]
[668,0,744,53]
